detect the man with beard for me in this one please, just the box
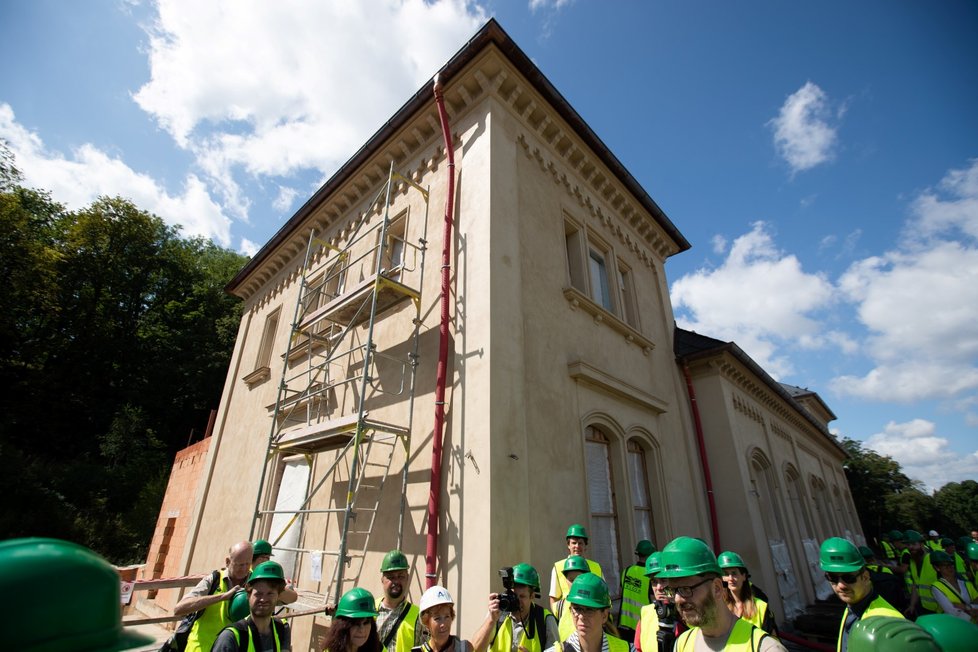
[174,541,255,652]
[819,537,904,652]
[376,550,422,652]
[212,561,292,651]
[657,537,784,652]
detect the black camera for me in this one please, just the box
[655,627,676,652]
[654,600,677,624]
[497,567,519,613]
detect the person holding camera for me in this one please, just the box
[550,525,603,614]
[471,564,559,652]
[634,552,683,652]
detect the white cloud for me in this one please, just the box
[865,419,978,491]
[0,103,233,245]
[529,0,572,10]
[710,234,727,254]
[769,81,839,174]
[240,237,259,257]
[671,221,836,377]
[133,0,486,216]
[273,185,299,213]
[833,160,978,402]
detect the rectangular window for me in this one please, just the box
[627,441,655,542]
[565,221,587,292]
[255,308,281,370]
[588,246,614,313]
[382,212,407,275]
[617,260,638,327]
[585,427,622,598]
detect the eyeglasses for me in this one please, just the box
[662,577,713,599]
[569,604,602,618]
[824,571,861,585]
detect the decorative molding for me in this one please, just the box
[563,286,654,354]
[568,360,668,413]
[732,392,764,424]
[243,366,271,387]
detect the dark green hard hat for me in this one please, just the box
[248,560,285,584]
[940,537,954,548]
[847,617,939,652]
[929,550,954,566]
[512,563,541,590]
[916,614,978,652]
[956,536,971,551]
[336,587,379,618]
[566,573,611,608]
[717,550,748,571]
[381,550,409,572]
[658,536,721,578]
[644,552,662,577]
[252,539,273,557]
[0,538,155,651]
[635,540,656,557]
[566,524,589,540]
[562,555,590,574]
[905,530,924,543]
[968,541,978,561]
[858,546,874,560]
[888,529,905,542]
[229,590,251,621]
[819,538,863,573]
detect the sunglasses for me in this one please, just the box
[824,571,862,585]
[662,576,713,599]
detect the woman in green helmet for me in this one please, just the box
[325,587,382,652]
[717,551,779,637]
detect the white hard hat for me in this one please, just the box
[419,585,454,613]
[928,530,939,537]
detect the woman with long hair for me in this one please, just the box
[325,587,383,652]
[717,551,778,636]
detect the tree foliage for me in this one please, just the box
[0,145,247,563]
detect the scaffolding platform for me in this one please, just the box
[274,414,410,454]
[297,272,419,332]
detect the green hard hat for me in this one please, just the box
[905,529,924,543]
[858,546,874,560]
[336,587,379,618]
[381,549,409,572]
[0,538,155,651]
[644,552,662,577]
[248,560,285,584]
[916,614,978,652]
[888,529,906,542]
[252,539,273,557]
[512,563,540,590]
[717,550,748,571]
[847,617,939,652]
[657,536,722,578]
[929,550,954,566]
[635,540,656,557]
[956,536,972,551]
[819,537,864,573]
[563,554,590,574]
[566,524,589,540]
[229,590,251,621]
[940,537,954,548]
[566,572,611,608]
[968,541,978,561]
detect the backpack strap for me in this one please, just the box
[382,603,413,648]
[531,605,547,649]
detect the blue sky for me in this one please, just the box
[2,0,976,492]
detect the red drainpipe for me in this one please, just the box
[682,362,721,552]
[426,74,455,588]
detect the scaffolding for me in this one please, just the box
[250,164,429,607]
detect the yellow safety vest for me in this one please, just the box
[742,597,772,635]
[676,618,767,652]
[932,577,978,621]
[836,594,903,652]
[881,541,895,560]
[491,607,554,652]
[552,559,603,600]
[186,571,232,652]
[907,554,939,613]
[638,604,659,652]
[867,564,893,575]
[377,599,421,652]
[619,564,650,631]
[554,599,574,643]
[224,618,287,652]
[954,552,967,576]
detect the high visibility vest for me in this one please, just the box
[867,564,893,575]
[954,552,967,576]
[554,599,574,643]
[742,597,773,635]
[907,554,939,613]
[927,540,942,552]
[836,594,903,652]
[186,570,232,652]
[224,618,288,652]
[931,577,978,620]
[881,541,895,560]
[377,599,421,652]
[491,606,554,652]
[676,618,767,652]
[551,558,603,600]
[619,564,650,631]
[638,604,659,652]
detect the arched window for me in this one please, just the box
[585,426,622,596]
[627,439,655,543]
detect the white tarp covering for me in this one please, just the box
[268,457,311,581]
[803,538,834,601]
[769,539,804,620]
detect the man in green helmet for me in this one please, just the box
[553,555,592,642]
[819,536,904,651]
[212,561,292,651]
[253,539,273,565]
[376,549,422,652]
[470,563,558,652]
[905,529,940,616]
[549,524,603,614]
[617,540,655,642]
[634,552,685,652]
[659,536,785,651]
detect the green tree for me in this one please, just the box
[933,480,978,534]
[840,437,925,536]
